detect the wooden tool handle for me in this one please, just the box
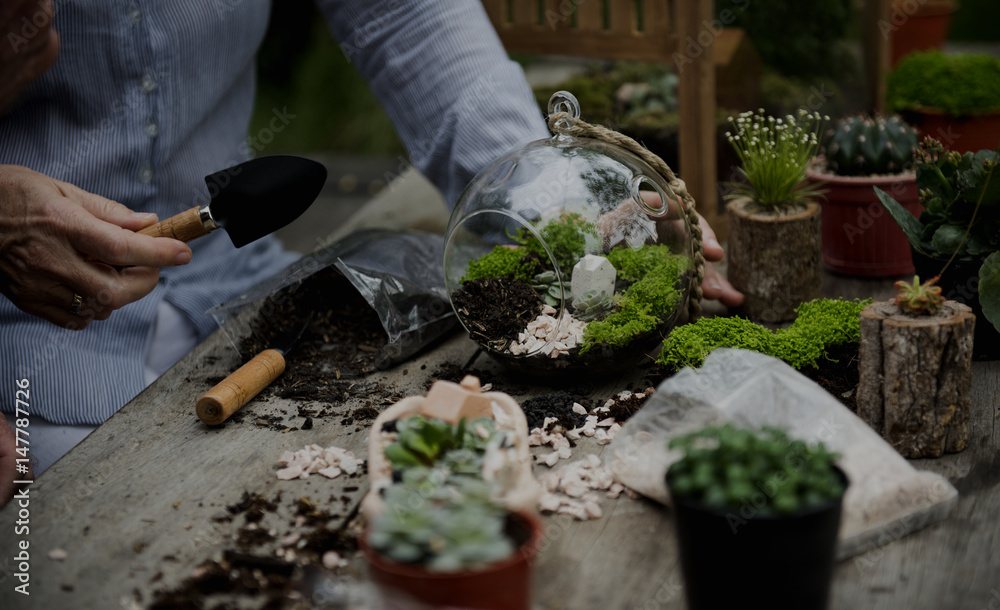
[138,206,212,242]
[196,349,286,425]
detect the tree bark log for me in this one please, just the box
[857,300,976,458]
[726,198,822,322]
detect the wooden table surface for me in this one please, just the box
[2,274,998,610]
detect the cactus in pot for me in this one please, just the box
[823,114,918,177]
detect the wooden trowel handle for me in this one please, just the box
[138,206,212,242]
[197,349,286,425]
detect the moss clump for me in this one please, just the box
[581,246,691,352]
[461,246,540,283]
[887,50,1000,116]
[513,212,598,275]
[658,297,872,370]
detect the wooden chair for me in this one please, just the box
[481,0,724,237]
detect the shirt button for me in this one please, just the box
[129,6,143,23]
[139,166,154,184]
[144,122,159,138]
[140,74,157,93]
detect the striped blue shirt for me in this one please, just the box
[0,0,547,424]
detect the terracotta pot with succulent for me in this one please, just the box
[887,50,1000,153]
[806,114,923,276]
[359,382,542,610]
[875,138,1000,360]
[666,424,848,610]
[725,109,827,321]
[857,276,975,458]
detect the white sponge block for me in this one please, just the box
[570,254,617,299]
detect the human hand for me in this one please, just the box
[0,165,193,328]
[0,415,29,508]
[0,0,59,114]
[600,191,744,308]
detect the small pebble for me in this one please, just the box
[48,549,67,561]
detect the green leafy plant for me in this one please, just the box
[725,109,828,212]
[821,114,919,176]
[461,246,540,283]
[894,275,945,315]
[874,138,1000,332]
[580,246,690,352]
[531,270,572,307]
[512,212,599,275]
[887,50,1000,117]
[658,297,872,370]
[667,424,844,515]
[369,469,514,571]
[383,415,500,473]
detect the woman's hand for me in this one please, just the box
[0,165,193,329]
[697,213,744,308]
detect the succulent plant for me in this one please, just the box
[383,415,502,471]
[822,114,918,177]
[369,469,515,571]
[531,270,572,307]
[894,275,945,315]
[667,424,844,516]
[571,290,613,321]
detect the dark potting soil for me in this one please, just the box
[238,268,388,398]
[451,277,542,352]
[522,391,593,432]
[800,342,860,413]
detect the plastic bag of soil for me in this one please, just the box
[208,229,457,373]
[608,348,958,559]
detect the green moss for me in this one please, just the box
[887,51,1000,116]
[513,212,598,275]
[658,298,872,370]
[580,246,691,353]
[461,246,539,283]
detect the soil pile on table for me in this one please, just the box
[239,268,388,394]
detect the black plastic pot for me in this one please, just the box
[911,250,1000,361]
[667,468,848,610]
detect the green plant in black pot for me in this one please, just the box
[666,423,847,610]
[874,137,1000,359]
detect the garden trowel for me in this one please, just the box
[138,155,327,247]
[196,314,312,426]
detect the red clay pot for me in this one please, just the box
[890,1,956,67]
[806,169,923,277]
[901,107,1000,154]
[360,511,542,610]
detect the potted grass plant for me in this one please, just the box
[875,137,1000,360]
[666,424,848,610]
[725,109,827,321]
[886,50,1000,153]
[806,114,922,276]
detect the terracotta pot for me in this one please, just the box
[360,511,542,610]
[890,1,956,67]
[901,107,1000,154]
[668,467,848,610]
[806,169,922,277]
[726,198,822,322]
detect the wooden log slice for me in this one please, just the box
[726,198,822,322]
[857,300,976,458]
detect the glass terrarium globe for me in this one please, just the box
[444,92,694,376]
